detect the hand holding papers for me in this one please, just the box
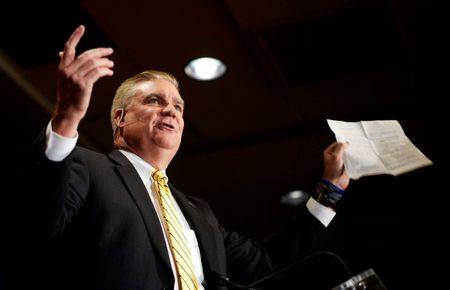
[327,119,433,180]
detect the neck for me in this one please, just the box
[141,149,173,170]
[116,140,175,170]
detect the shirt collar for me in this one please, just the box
[119,149,167,182]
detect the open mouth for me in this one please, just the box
[157,122,175,130]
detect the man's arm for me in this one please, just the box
[17,24,114,239]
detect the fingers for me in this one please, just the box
[61,25,85,67]
[63,47,114,87]
[81,58,115,85]
[333,141,349,157]
[81,46,114,58]
[63,47,114,75]
[322,141,350,188]
[55,25,114,122]
[59,25,114,75]
[325,141,349,157]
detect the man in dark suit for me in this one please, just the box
[16,25,349,289]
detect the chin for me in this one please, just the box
[154,139,181,151]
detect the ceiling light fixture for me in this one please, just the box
[184,57,227,81]
[280,190,311,206]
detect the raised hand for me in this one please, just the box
[322,141,350,189]
[53,25,114,137]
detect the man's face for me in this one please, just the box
[121,79,185,155]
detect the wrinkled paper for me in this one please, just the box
[327,119,433,180]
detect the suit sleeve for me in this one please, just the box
[18,129,89,240]
[226,208,328,284]
[191,196,328,285]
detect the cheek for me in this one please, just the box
[134,110,156,123]
[178,119,185,133]
[124,112,152,132]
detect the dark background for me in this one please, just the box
[1,0,449,289]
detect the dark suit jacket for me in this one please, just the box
[14,131,328,290]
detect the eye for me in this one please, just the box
[149,96,160,104]
[145,95,162,106]
[174,104,184,112]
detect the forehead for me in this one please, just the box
[133,79,183,102]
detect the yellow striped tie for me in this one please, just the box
[152,169,199,290]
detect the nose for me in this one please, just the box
[161,103,176,117]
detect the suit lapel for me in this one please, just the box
[108,151,172,270]
[170,185,225,276]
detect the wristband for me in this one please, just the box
[312,178,345,209]
[320,178,345,195]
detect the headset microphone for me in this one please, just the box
[118,108,125,123]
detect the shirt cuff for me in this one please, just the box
[306,197,336,227]
[45,120,78,161]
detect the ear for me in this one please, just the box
[114,109,125,127]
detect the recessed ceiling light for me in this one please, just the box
[184,57,227,81]
[280,190,311,206]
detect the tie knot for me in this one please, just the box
[152,169,167,184]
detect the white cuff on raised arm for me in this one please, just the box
[306,197,336,227]
[45,121,78,162]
